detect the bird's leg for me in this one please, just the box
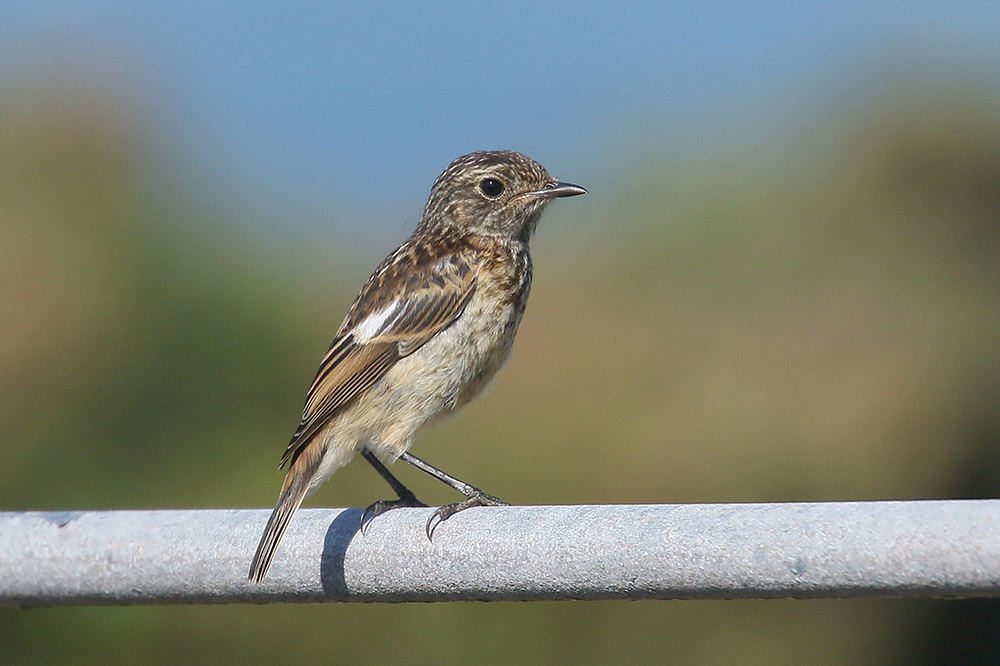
[360,448,427,531]
[397,451,508,538]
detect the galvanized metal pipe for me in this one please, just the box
[2,501,998,606]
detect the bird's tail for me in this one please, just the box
[248,450,320,583]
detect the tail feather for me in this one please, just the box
[248,454,318,583]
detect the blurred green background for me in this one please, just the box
[3,4,1000,665]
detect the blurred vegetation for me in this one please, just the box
[1,72,998,665]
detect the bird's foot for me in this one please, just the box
[426,490,507,539]
[360,490,427,533]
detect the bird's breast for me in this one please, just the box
[326,245,532,461]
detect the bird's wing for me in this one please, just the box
[279,244,478,468]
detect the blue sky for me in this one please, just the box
[4,1,1000,227]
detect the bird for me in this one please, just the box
[248,150,586,582]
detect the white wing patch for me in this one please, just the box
[351,299,404,342]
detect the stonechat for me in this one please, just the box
[249,150,586,582]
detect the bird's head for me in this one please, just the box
[419,150,586,242]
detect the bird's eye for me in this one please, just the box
[479,178,505,199]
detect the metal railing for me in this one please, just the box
[2,500,998,606]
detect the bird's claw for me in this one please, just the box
[425,491,507,539]
[360,491,427,534]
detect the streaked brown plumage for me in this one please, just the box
[249,150,586,582]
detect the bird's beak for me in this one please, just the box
[531,180,588,199]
